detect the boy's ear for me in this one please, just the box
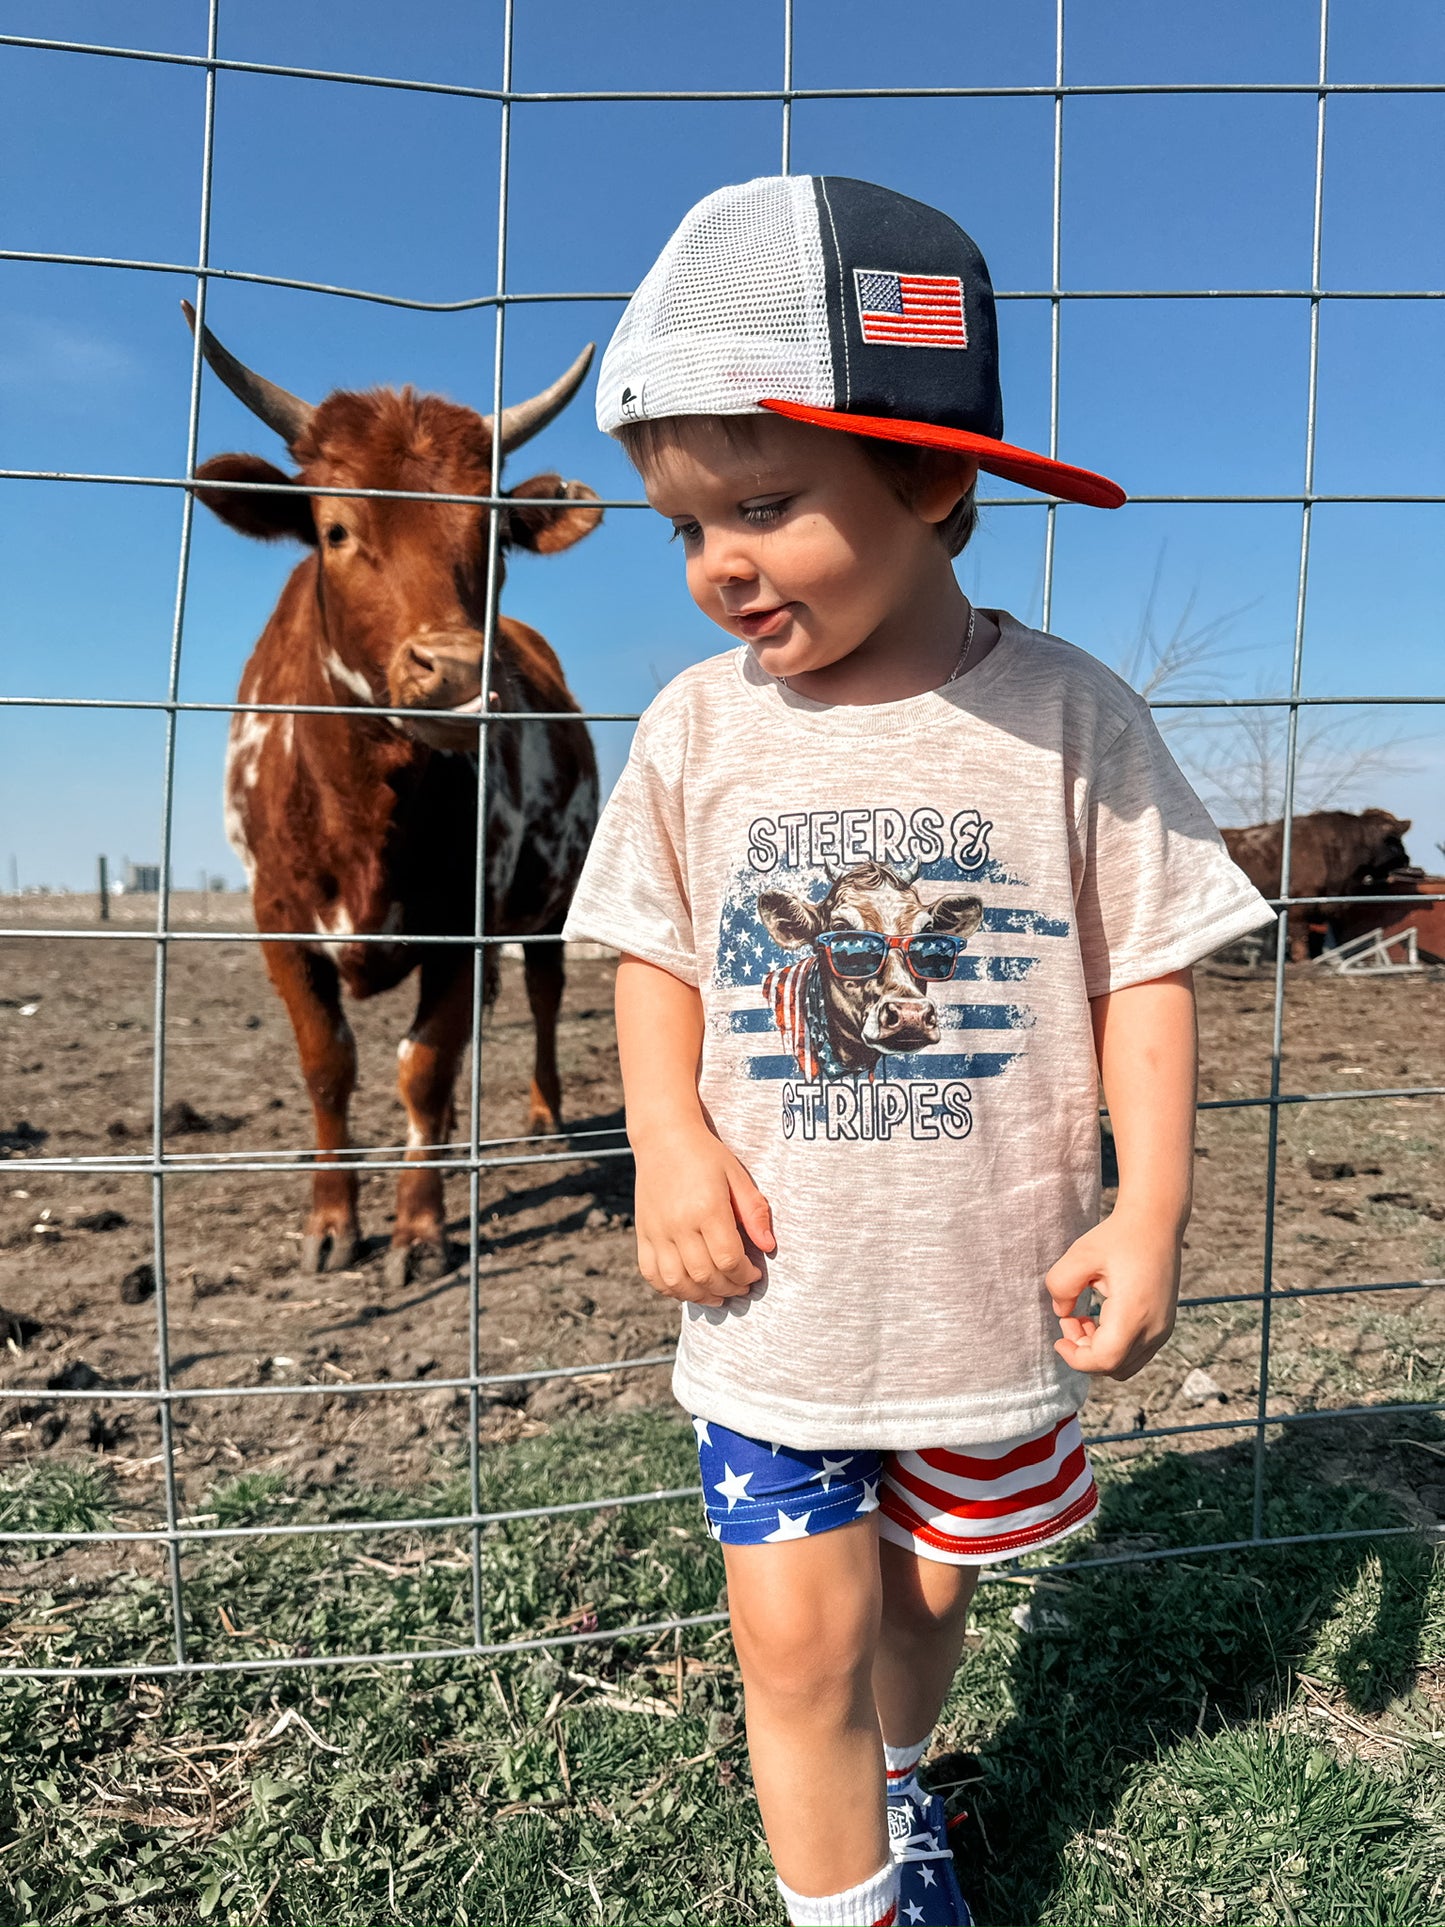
[757,890,825,948]
[194,453,317,545]
[918,454,979,527]
[504,473,603,553]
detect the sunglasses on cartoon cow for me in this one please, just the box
[813,929,965,983]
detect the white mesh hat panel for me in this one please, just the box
[596,175,834,433]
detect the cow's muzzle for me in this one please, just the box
[863,996,940,1052]
[393,635,487,748]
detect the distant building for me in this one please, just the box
[125,862,162,894]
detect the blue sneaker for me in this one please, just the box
[887,1782,972,1926]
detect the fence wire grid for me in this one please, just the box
[1,0,1444,1683]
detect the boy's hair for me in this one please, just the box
[616,416,978,559]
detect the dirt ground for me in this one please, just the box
[1,891,1443,1532]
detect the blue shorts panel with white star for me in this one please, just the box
[693,1417,881,1544]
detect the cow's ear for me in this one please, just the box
[504,473,603,554]
[928,894,984,939]
[195,454,317,545]
[757,890,825,948]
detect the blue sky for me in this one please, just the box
[2,0,1442,888]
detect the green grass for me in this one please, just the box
[0,1413,1442,1924]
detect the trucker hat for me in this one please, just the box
[597,173,1125,510]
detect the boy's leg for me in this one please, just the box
[874,1546,979,1926]
[723,1520,891,1903]
[873,1540,978,1749]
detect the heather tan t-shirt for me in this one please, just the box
[563,613,1273,1448]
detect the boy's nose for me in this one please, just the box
[698,533,756,587]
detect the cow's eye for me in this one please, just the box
[326,523,348,547]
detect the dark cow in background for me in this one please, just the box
[759,862,984,1078]
[1221,808,1413,960]
[187,305,601,1285]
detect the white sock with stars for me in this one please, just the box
[777,1860,900,1926]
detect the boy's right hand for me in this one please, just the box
[633,1126,774,1308]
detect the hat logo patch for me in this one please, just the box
[619,382,645,418]
[854,269,967,349]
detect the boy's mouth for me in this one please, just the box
[733,603,793,640]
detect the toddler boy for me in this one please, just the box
[563,175,1272,1926]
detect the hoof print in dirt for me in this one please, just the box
[1307,1158,1356,1180]
[1368,1189,1445,1219]
[0,1305,42,1349]
[299,1229,361,1275]
[0,1120,47,1158]
[119,1263,156,1306]
[383,1240,454,1291]
[75,1209,128,1233]
[162,1099,245,1137]
[47,1360,103,1392]
[36,1412,67,1449]
[87,1410,127,1452]
[107,1106,244,1139]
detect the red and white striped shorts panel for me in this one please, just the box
[878,1413,1098,1565]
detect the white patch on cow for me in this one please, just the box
[222,711,269,883]
[229,711,270,789]
[405,1120,428,1151]
[314,900,354,963]
[279,715,295,758]
[223,796,255,884]
[397,1035,416,1064]
[323,649,375,704]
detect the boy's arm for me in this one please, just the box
[616,955,775,1308]
[1046,966,1197,1379]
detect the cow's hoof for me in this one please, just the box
[300,1229,360,1274]
[383,1238,452,1291]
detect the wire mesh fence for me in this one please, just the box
[0,0,1442,1682]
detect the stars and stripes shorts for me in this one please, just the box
[693,1412,1098,1563]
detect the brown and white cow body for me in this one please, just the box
[1221,809,1412,961]
[758,861,984,1078]
[190,308,601,1284]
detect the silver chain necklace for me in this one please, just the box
[779,604,977,692]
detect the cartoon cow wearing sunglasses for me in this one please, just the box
[758,860,984,1080]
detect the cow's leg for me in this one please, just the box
[388,949,477,1290]
[262,940,361,1273]
[522,934,566,1135]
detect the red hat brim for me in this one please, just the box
[758,399,1126,510]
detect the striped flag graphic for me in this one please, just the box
[854,269,968,348]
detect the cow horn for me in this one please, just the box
[181,299,316,448]
[487,343,595,455]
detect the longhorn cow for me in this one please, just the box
[187,305,601,1286]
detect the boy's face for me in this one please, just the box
[638,415,973,683]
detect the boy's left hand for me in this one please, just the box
[1045,1207,1181,1380]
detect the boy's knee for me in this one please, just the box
[880,1555,978,1642]
[731,1587,877,1714]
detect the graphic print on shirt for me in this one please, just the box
[711,804,1069,1143]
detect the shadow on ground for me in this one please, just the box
[940,1417,1444,1925]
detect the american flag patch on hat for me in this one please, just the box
[854,269,968,348]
